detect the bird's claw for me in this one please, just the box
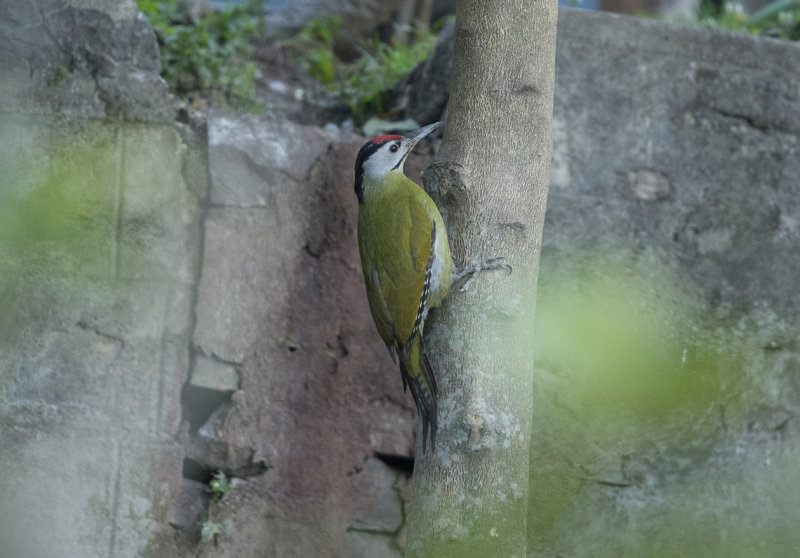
[453,257,512,292]
[483,257,513,276]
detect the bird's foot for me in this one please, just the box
[452,257,512,292]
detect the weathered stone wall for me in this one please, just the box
[0,0,172,121]
[0,2,195,557]
[531,10,800,556]
[188,116,415,557]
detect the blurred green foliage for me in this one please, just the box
[0,121,185,352]
[136,0,264,110]
[534,261,740,425]
[136,2,442,120]
[341,33,438,120]
[698,0,800,39]
[285,16,441,122]
[527,251,799,555]
[674,0,800,40]
[285,16,342,84]
[0,141,116,280]
[0,130,118,353]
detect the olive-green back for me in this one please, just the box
[357,171,438,346]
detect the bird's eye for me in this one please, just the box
[389,143,400,153]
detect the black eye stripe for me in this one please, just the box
[353,139,405,204]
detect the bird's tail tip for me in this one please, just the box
[400,338,438,453]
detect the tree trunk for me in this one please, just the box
[405,1,557,557]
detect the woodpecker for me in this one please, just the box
[354,121,451,452]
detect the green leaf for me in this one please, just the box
[751,0,800,22]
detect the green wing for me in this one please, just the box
[358,181,435,346]
[356,174,441,452]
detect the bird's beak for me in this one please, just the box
[403,121,441,149]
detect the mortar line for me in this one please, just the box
[155,296,169,438]
[113,125,125,280]
[106,439,122,558]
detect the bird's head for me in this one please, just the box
[354,121,441,204]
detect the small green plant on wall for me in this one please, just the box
[209,470,231,500]
[200,470,231,543]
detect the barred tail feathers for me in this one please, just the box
[399,334,439,452]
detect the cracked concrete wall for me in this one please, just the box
[0,119,202,557]
[528,9,800,556]
[0,1,200,557]
[0,0,172,120]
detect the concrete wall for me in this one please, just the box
[533,9,800,555]
[0,2,197,556]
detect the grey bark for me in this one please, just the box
[405,1,557,557]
